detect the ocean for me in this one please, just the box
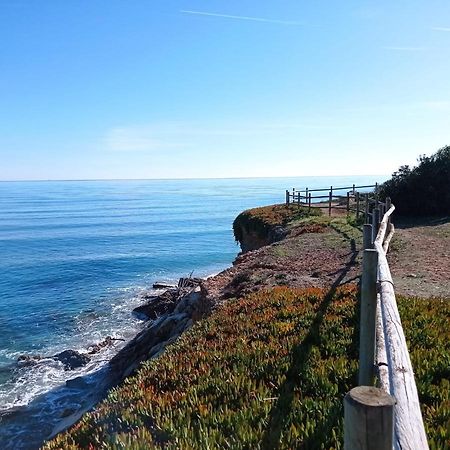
[0,176,382,448]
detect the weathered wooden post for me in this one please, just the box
[344,386,395,450]
[385,197,391,224]
[308,193,311,213]
[352,183,356,194]
[305,187,309,205]
[347,191,350,212]
[363,224,373,249]
[372,208,380,242]
[286,190,290,205]
[365,194,369,223]
[385,196,391,211]
[329,186,333,216]
[298,190,301,207]
[359,248,378,386]
[356,192,360,218]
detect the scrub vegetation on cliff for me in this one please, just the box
[379,146,450,216]
[232,204,321,245]
[45,204,449,448]
[46,286,449,449]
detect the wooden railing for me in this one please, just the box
[285,184,378,216]
[344,200,429,449]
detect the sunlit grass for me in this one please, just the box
[45,288,449,449]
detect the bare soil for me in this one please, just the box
[203,213,450,304]
[388,216,450,298]
[203,219,363,305]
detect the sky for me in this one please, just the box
[0,0,449,180]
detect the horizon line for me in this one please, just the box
[0,174,388,183]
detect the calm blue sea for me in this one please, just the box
[0,176,382,448]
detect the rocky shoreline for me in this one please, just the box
[9,205,364,448]
[47,278,215,442]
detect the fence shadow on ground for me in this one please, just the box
[261,236,359,449]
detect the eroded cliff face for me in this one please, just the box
[235,223,286,252]
[232,204,310,253]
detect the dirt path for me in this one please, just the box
[205,213,450,304]
[388,217,450,298]
[203,218,364,304]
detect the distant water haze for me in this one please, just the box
[0,176,384,448]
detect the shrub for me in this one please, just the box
[233,204,321,243]
[45,287,449,449]
[379,146,450,216]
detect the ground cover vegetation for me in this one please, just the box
[46,286,449,449]
[379,146,450,216]
[233,204,321,243]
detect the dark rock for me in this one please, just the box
[60,408,76,418]
[133,290,178,320]
[87,336,123,354]
[53,350,90,370]
[66,376,89,389]
[17,355,42,366]
[174,287,202,314]
[269,226,287,243]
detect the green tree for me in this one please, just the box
[379,146,450,216]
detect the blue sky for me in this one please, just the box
[0,1,449,180]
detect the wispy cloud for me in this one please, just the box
[104,126,172,152]
[102,120,338,153]
[180,10,302,26]
[431,26,450,32]
[383,46,426,51]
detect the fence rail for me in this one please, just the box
[286,182,429,447]
[285,184,378,217]
[344,198,429,449]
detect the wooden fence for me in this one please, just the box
[285,184,378,217]
[344,198,429,449]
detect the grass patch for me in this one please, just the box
[233,204,321,243]
[398,296,450,449]
[45,288,449,449]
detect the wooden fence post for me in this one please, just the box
[298,191,301,207]
[363,224,373,249]
[385,197,391,224]
[286,190,290,205]
[344,386,395,450]
[346,192,350,212]
[329,186,333,216]
[372,208,380,242]
[305,188,309,205]
[356,192,360,218]
[308,193,311,213]
[365,194,369,223]
[359,249,378,386]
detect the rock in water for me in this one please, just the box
[133,290,178,320]
[53,350,90,370]
[17,355,43,366]
[66,376,89,389]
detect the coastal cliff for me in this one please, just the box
[232,204,318,252]
[45,205,450,449]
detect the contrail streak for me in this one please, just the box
[180,10,302,26]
